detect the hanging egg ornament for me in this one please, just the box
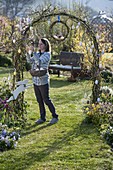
[18,48,21,54]
[14,71,16,76]
[89,41,91,45]
[79,42,82,46]
[26,17,31,24]
[102,50,104,55]
[84,93,87,99]
[13,39,16,43]
[87,66,90,70]
[48,19,51,25]
[96,34,100,40]
[84,18,87,22]
[95,80,98,85]
[58,15,60,22]
[8,74,11,81]
[78,22,80,26]
[97,98,100,102]
[86,46,88,50]
[30,26,33,31]
[28,50,32,55]
[72,24,75,29]
[19,25,22,31]
[91,45,94,48]
[99,63,102,68]
[90,48,92,53]
[76,25,79,29]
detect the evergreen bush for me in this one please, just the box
[0,53,12,67]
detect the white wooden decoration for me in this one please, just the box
[7,79,32,103]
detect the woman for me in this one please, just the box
[26,38,58,124]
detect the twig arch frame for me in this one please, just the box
[24,11,100,103]
[49,20,69,41]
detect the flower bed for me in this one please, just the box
[0,76,28,127]
[84,86,113,149]
[0,123,20,152]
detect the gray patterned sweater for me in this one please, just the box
[26,51,51,86]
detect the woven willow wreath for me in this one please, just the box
[49,20,69,41]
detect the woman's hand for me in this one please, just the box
[26,45,34,54]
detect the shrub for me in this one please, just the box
[0,123,20,152]
[0,76,29,128]
[101,70,113,83]
[101,125,113,149]
[83,86,113,148]
[84,102,113,126]
[0,53,12,67]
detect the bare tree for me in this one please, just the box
[0,0,35,18]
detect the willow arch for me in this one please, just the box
[0,7,103,127]
[24,11,101,103]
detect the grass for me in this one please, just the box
[0,69,113,170]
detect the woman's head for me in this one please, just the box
[38,38,51,52]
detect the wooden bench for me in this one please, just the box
[49,51,84,78]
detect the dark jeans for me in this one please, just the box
[34,84,58,121]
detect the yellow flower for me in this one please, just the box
[87,111,92,116]
[96,104,100,109]
[92,103,95,107]
[87,111,90,115]
[101,93,105,98]
[93,107,97,111]
[86,107,89,111]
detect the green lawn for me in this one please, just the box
[0,70,113,170]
